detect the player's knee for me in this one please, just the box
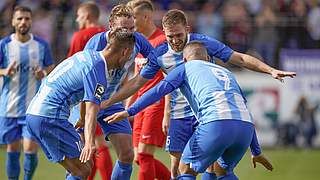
[214,162,227,177]
[119,147,134,163]
[179,163,197,176]
[7,141,21,152]
[74,163,92,179]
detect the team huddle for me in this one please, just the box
[0,1,296,180]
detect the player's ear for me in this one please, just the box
[185,25,191,33]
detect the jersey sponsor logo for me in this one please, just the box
[94,83,105,99]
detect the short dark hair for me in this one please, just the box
[13,5,32,16]
[183,41,208,60]
[127,0,154,11]
[162,9,187,28]
[109,28,136,49]
[109,4,133,23]
[78,1,100,20]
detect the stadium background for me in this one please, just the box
[0,0,320,179]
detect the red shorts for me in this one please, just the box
[95,124,103,136]
[132,98,165,148]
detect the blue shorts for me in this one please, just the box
[181,120,254,173]
[0,116,35,144]
[98,104,132,140]
[26,115,82,163]
[165,116,198,152]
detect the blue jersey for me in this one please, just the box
[85,30,153,116]
[27,50,108,120]
[129,60,252,125]
[140,33,233,119]
[0,34,53,117]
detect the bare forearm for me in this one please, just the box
[230,52,275,75]
[84,103,99,145]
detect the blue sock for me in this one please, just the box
[111,160,132,180]
[177,174,196,180]
[23,153,38,180]
[202,171,217,180]
[217,172,238,180]
[7,152,21,180]
[65,171,81,180]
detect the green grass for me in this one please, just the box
[1,147,320,179]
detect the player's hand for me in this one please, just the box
[104,111,129,124]
[5,61,17,77]
[270,69,296,82]
[75,118,85,130]
[33,66,46,80]
[162,113,170,136]
[79,143,96,163]
[252,154,273,171]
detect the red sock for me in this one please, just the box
[138,153,155,180]
[154,158,171,180]
[88,154,97,180]
[96,146,113,180]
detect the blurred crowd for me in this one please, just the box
[1,0,320,67]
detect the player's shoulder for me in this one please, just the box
[0,34,13,46]
[189,33,213,41]
[153,42,170,57]
[90,31,106,40]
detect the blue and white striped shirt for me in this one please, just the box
[140,33,233,119]
[0,34,53,117]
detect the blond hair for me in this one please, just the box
[109,4,133,23]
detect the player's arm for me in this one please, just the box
[101,49,161,109]
[79,101,99,163]
[0,42,16,77]
[162,94,171,135]
[105,65,185,124]
[250,129,273,171]
[228,52,296,82]
[134,32,154,58]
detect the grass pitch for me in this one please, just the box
[1,147,320,180]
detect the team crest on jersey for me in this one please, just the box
[94,83,105,99]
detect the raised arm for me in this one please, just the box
[228,51,296,82]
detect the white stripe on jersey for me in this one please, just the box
[26,41,40,111]
[213,91,233,120]
[6,41,20,116]
[233,93,252,123]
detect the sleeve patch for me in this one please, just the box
[94,83,105,99]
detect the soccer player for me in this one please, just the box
[84,4,154,179]
[101,9,296,179]
[126,1,170,179]
[0,6,54,180]
[25,29,135,180]
[67,2,113,180]
[105,41,275,179]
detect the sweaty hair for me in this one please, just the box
[13,5,32,16]
[78,1,100,20]
[109,4,133,23]
[109,28,136,49]
[127,0,154,11]
[162,9,187,28]
[183,41,208,61]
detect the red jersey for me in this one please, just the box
[67,26,105,57]
[135,28,166,96]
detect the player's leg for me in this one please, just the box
[21,117,39,180]
[26,115,92,179]
[166,116,197,179]
[137,104,170,180]
[202,164,217,180]
[98,107,134,180]
[215,121,254,180]
[88,153,97,180]
[0,117,22,180]
[94,133,113,180]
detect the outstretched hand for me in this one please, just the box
[104,111,129,124]
[271,69,296,82]
[252,154,273,171]
[79,143,96,163]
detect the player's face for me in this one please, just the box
[132,8,145,32]
[12,11,32,35]
[110,17,135,33]
[76,8,87,30]
[163,23,189,52]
